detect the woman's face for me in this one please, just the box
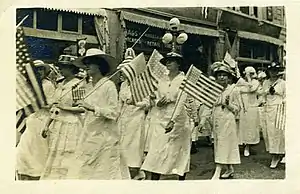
[165,60,179,72]
[86,63,100,76]
[58,66,74,77]
[216,71,230,86]
[268,69,278,79]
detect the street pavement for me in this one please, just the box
[160,137,285,180]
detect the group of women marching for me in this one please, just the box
[16,46,286,180]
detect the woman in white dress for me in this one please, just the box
[16,60,55,180]
[116,48,148,179]
[257,71,268,151]
[209,61,241,179]
[141,52,190,181]
[238,66,260,156]
[41,55,85,180]
[66,48,130,179]
[257,62,285,169]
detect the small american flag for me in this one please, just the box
[72,86,85,102]
[16,27,46,133]
[147,49,168,86]
[275,103,286,131]
[180,65,224,109]
[121,52,159,104]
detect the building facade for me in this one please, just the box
[17,7,286,74]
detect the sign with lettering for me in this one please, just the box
[125,22,180,53]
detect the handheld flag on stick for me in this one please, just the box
[179,65,224,109]
[147,49,168,85]
[16,27,47,133]
[120,52,158,104]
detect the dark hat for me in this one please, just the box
[211,61,237,78]
[160,52,184,66]
[267,62,285,71]
[57,54,79,69]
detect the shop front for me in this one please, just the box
[118,9,220,74]
[16,8,109,63]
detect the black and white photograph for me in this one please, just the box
[14,6,286,181]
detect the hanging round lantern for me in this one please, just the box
[176,32,188,44]
[162,33,173,44]
[169,18,180,31]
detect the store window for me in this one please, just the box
[36,9,58,31]
[240,7,250,15]
[16,8,34,27]
[62,12,79,32]
[240,39,273,60]
[82,15,97,35]
[253,7,258,17]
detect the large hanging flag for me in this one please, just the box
[179,65,224,109]
[16,27,47,133]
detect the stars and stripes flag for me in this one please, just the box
[179,65,224,109]
[16,27,47,133]
[120,49,166,104]
[275,103,286,131]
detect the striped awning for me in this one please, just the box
[45,8,107,17]
[120,11,219,37]
[238,31,284,46]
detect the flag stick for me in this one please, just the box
[131,27,150,48]
[167,65,194,128]
[83,69,121,99]
[16,15,29,28]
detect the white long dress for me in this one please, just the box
[238,78,260,145]
[16,79,55,177]
[41,78,84,180]
[141,72,191,176]
[67,77,130,179]
[259,78,285,154]
[212,84,241,164]
[118,80,147,168]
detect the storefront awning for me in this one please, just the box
[238,31,284,46]
[45,8,107,17]
[120,11,219,37]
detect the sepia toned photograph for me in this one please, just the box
[15,6,286,181]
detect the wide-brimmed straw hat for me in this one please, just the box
[160,52,184,66]
[75,48,116,72]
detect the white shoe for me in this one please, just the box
[211,175,220,180]
[270,158,280,169]
[280,157,286,164]
[244,148,250,157]
[133,171,146,180]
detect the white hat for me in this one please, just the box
[75,48,116,72]
[257,72,267,79]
